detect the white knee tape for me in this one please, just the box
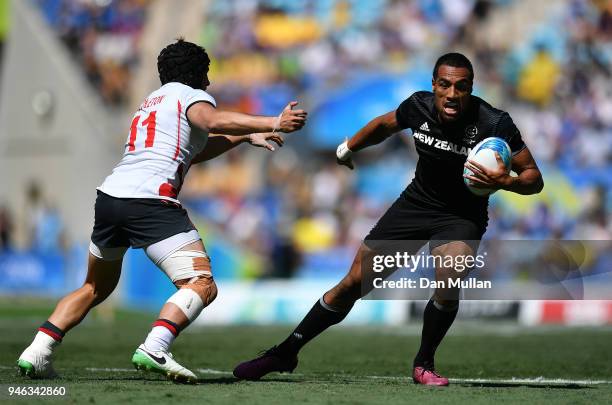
[167,288,204,322]
[158,250,211,283]
[145,230,201,265]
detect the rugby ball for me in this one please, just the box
[463,137,511,196]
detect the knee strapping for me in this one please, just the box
[167,277,218,323]
[167,288,204,322]
[175,275,218,307]
[171,276,218,324]
[158,250,212,283]
[161,250,217,322]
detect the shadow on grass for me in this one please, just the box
[83,376,307,385]
[456,382,593,389]
[196,377,241,385]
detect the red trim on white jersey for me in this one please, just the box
[174,100,182,160]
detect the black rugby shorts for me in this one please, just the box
[364,194,486,253]
[91,191,196,249]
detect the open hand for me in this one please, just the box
[248,132,284,151]
[276,101,307,133]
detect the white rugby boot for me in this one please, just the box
[131,344,197,384]
[17,340,58,379]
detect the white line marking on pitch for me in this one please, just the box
[448,377,612,385]
[337,375,612,385]
[196,368,233,375]
[83,367,232,375]
[4,365,609,386]
[81,367,612,385]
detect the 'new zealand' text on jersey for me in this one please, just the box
[396,91,525,224]
[98,82,216,203]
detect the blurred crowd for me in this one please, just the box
[37,0,148,105]
[0,182,66,254]
[186,0,612,276]
[23,0,612,278]
[201,0,497,113]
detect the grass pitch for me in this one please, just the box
[1,299,611,404]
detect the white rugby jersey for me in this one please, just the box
[98,82,215,203]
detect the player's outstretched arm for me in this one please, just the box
[191,133,284,164]
[464,147,544,195]
[336,110,401,170]
[187,101,307,135]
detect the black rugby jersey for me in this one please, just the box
[396,91,525,223]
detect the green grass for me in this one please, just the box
[1,299,611,404]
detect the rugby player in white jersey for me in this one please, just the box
[17,39,307,383]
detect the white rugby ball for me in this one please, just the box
[463,137,512,196]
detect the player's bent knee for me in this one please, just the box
[168,276,217,323]
[158,249,218,322]
[431,241,474,260]
[81,282,112,307]
[176,275,218,307]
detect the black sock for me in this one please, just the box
[38,320,65,342]
[276,298,351,357]
[413,300,458,369]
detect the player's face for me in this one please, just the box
[432,65,472,122]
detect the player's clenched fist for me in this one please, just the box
[336,140,354,170]
[276,101,307,133]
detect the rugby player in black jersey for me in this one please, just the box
[233,53,543,386]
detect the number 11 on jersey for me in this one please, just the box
[127,111,157,152]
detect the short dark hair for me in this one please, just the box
[157,39,210,89]
[433,53,474,81]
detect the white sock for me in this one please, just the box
[32,331,60,352]
[143,326,176,353]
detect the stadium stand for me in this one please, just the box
[2,0,611,285]
[36,0,148,105]
[183,0,612,278]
